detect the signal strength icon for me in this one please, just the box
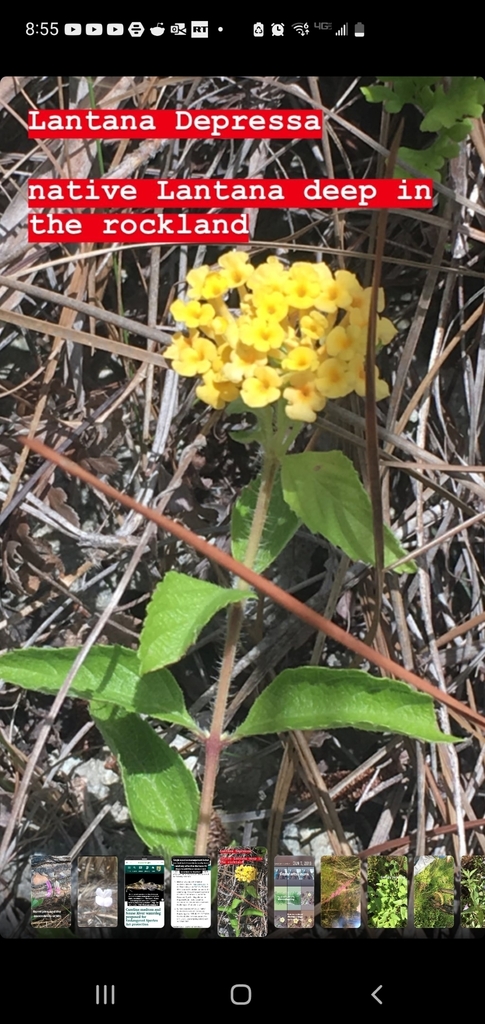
[335,23,348,34]
[292,22,309,35]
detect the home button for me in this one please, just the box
[230,984,252,1005]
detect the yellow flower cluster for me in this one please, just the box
[165,251,396,423]
[234,864,258,883]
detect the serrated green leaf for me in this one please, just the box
[397,144,447,180]
[446,121,472,142]
[233,666,457,744]
[281,451,416,573]
[361,85,404,112]
[139,573,255,675]
[420,78,485,132]
[0,645,196,731]
[363,79,442,114]
[231,471,300,574]
[91,702,198,859]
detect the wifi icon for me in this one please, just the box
[292,21,310,35]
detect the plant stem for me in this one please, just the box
[194,450,279,855]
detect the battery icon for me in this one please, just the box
[355,22,364,36]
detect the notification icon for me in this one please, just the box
[64,23,82,35]
[128,21,144,36]
[191,21,208,37]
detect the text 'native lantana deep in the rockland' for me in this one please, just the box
[165,251,397,423]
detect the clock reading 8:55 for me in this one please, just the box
[26,23,59,35]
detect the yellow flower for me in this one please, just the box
[282,346,319,373]
[165,332,191,361]
[285,263,322,309]
[218,250,252,288]
[241,366,282,407]
[186,265,210,299]
[234,864,258,883]
[315,270,355,314]
[324,326,355,361]
[247,255,287,291]
[170,299,215,330]
[252,288,289,322]
[299,310,329,341]
[163,252,394,421]
[283,371,327,422]
[347,355,390,399]
[239,316,286,352]
[344,323,368,355]
[377,317,398,346]
[201,271,230,300]
[347,287,384,328]
[196,370,239,409]
[334,269,363,297]
[173,336,217,377]
[316,358,354,398]
[222,341,267,383]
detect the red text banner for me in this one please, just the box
[28,178,434,210]
[28,212,250,243]
[28,109,323,139]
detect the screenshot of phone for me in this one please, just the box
[1,16,484,1013]
[171,855,211,929]
[274,855,315,928]
[124,857,164,929]
[217,846,268,936]
[77,855,118,927]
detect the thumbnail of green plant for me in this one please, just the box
[367,856,408,928]
[320,856,361,928]
[460,856,485,928]
[413,856,455,928]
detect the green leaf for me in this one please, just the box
[229,426,263,445]
[139,573,255,675]
[397,144,447,181]
[362,79,441,113]
[361,84,403,111]
[227,403,274,445]
[233,666,457,744]
[446,121,472,142]
[0,645,196,731]
[91,702,199,859]
[281,451,416,572]
[242,908,264,916]
[420,78,485,132]
[231,471,300,574]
